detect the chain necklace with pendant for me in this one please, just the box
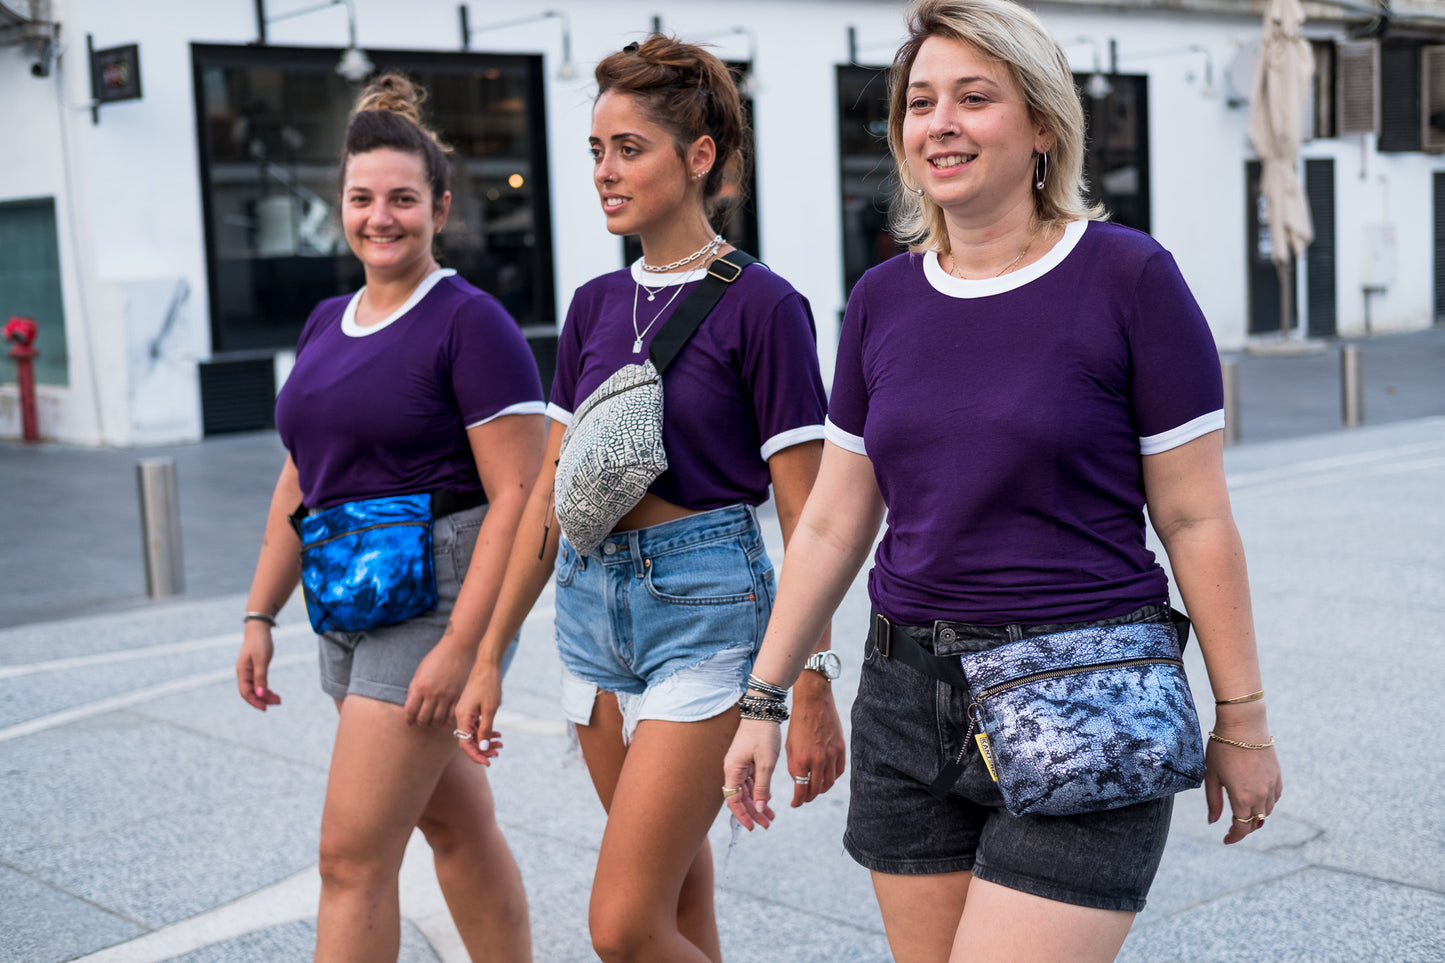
[631,278,688,354]
[948,224,1039,280]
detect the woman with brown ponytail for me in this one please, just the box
[454,36,846,962]
[235,74,542,961]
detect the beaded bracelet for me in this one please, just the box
[738,695,790,723]
[746,673,789,700]
[243,612,277,627]
[1208,731,1275,750]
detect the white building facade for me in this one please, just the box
[2,0,1442,445]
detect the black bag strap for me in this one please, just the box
[647,250,759,373]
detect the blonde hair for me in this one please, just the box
[886,0,1102,254]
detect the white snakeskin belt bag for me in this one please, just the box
[552,251,758,556]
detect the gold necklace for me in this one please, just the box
[947,226,1038,280]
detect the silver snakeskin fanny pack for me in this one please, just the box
[552,252,758,557]
[553,360,667,556]
[956,620,1205,817]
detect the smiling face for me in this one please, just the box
[341,147,450,281]
[589,90,703,240]
[902,35,1046,227]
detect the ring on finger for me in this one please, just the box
[453,729,473,740]
[721,786,741,798]
[793,775,811,785]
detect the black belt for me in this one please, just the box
[871,613,971,689]
[289,488,486,536]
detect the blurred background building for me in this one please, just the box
[2,0,1442,445]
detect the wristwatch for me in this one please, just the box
[802,650,842,682]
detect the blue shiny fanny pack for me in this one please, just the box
[294,494,438,634]
[958,621,1205,817]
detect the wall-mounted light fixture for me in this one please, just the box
[254,0,372,82]
[458,6,575,80]
[1071,36,1115,100]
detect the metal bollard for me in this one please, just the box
[137,458,184,598]
[1341,345,1364,428]
[1221,360,1241,445]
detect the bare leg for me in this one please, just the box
[950,876,1134,963]
[871,870,972,963]
[418,750,532,962]
[574,692,735,963]
[314,695,529,962]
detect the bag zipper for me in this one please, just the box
[950,656,1185,783]
[574,373,660,425]
[304,518,429,550]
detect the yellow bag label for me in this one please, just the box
[975,731,999,782]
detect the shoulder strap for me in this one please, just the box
[648,250,759,373]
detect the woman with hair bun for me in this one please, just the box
[236,73,541,961]
[454,35,845,962]
[724,1,1282,960]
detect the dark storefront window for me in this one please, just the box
[1076,73,1150,233]
[837,64,905,298]
[835,65,1152,296]
[192,45,554,356]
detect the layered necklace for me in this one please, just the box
[631,276,688,354]
[630,234,724,354]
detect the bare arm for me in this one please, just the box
[235,456,304,711]
[725,441,887,827]
[404,412,546,728]
[1144,430,1283,843]
[767,439,846,807]
[454,419,567,762]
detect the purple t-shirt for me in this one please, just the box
[548,260,826,510]
[827,220,1224,625]
[276,269,545,509]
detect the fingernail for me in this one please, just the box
[255,686,266,698]
[478,738,491,750]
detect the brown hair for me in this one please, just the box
[887,0,1102,254]
[594,35,749,219]
[340,73,452,212]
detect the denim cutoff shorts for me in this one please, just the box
[553,504,775,738]
[319,504,518,704]
[844,602,1176,913]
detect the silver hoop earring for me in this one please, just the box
[1035,151,1048,191]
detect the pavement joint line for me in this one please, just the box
[1227,454,1445,498]
[1225,438,1445,489]
[0,657,310,743]
[0,626,312,680]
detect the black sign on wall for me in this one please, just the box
[87,37,142,124]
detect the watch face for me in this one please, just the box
[809,651,842,680]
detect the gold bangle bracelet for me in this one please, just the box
[1215,689,1265,706]
[1208,731,1275,750]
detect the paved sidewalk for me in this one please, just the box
[1,327,1443,961]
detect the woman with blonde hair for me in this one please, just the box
[454,35,845,963]
[236,73,541,961]
[723,1,1282,960]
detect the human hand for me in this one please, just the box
[235,623,282,711]
[452,660,505,766]
[722,718,782,830]
[784,673,846,807]
[404,637,473,729]
[1204,708,1283,844]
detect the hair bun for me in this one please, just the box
[353,73,427,126]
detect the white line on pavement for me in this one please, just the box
[0,627,311,679]
[1226,439,1445,490]
[1229,454,1445,498]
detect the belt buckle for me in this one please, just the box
[706,255,743,283]
[874,614,892,658]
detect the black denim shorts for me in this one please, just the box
[843,603,1176,913]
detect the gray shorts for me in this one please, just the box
[844,604,1176,913]
[318,505,516,704]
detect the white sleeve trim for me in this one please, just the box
[824,417,867,456]
[465,400,547,430]
[544,401,574,427]
[760,424,825,461]
[1139,409,1225,455]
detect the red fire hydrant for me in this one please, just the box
[4,316,40,442]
